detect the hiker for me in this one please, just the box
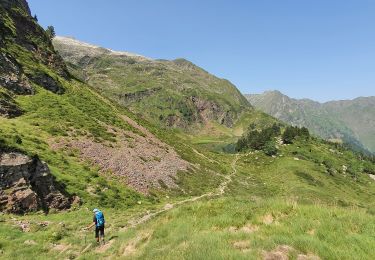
[85,208,105,244]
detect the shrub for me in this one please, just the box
[347,164,361,180]
[263,141,278,156]
[45,25,55,39]
[363,161,375,174]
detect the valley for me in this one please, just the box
[0,1,374,259]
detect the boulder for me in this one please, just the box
[8,189,39,213]
[0,152,73,214]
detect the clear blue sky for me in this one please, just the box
[28,0,375,102]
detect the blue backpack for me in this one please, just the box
[95,211,105,227]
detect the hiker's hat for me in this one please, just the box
[93,208,99,213]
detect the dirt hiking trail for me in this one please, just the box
[91,153,243,255]
[126,153,241,228]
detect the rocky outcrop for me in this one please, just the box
[0,91,23,118]
[28,72,65,94]
[0,53,33,95]
[118,87,162,104]
[0,152,72,214]
[219,110,235,127]
[162,96,236,128]
[191,96,234,127]
[0,0,68,96]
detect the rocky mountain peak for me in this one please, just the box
[53,36,150,62]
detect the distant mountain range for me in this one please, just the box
[246,91,375,154]
[53,35,375,154]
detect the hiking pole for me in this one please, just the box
[83,228,88,246]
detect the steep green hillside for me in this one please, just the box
[53,36,251,130]
[0,0,226,206]
[246,91,375,154]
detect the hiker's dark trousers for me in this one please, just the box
[95,226,105,238]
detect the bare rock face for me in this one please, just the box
[0,152,72,214]
[28,72,65,94]
[191,96,234,127]
[161,96,236,128]
[0,53,33,95]
[8,188,39,212]
[0,91,23,118]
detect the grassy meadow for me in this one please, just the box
[1,135,374,259]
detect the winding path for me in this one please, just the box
[85,153,243,254]
[126,153,241,228]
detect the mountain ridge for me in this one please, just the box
[249,90,374,104]
[246,90,375,154]
[53,36,251,131]
[54,36,150,60]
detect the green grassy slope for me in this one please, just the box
[0,0,228,204]
[0,1,374,259]
[0,1,142,208]
[2,138,373,259]
[53,36,251,130]
[79,139,374,259]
